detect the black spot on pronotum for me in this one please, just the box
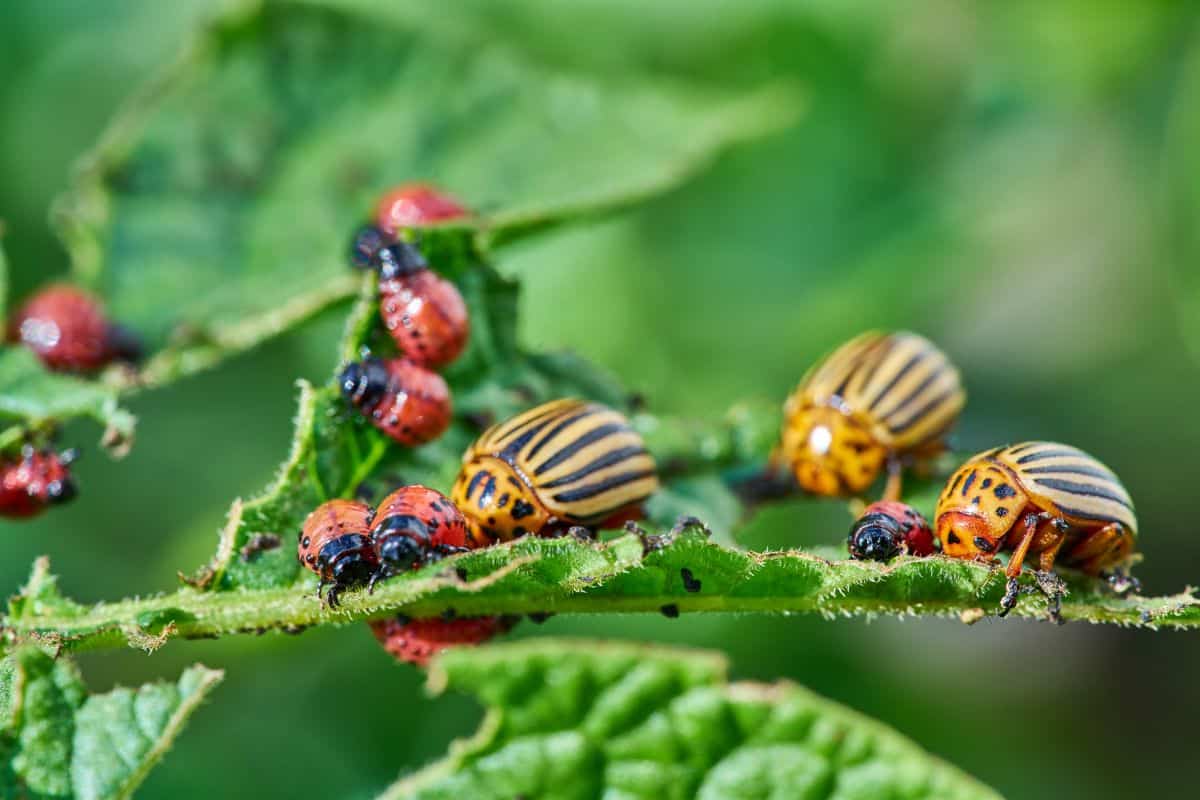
[980,478,992,489]
[660,604,680,619]
[996,507,1009,518]
[946,532,961,545]
[511,500,535,520]
[961,470,977,496]
[973,536,994,552]
[994,484,1017,499]
[680,568,702,593]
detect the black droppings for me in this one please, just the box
[660,604,680,619]
[567,526,594,541]
[670,515,711,537]
[680,568,702,593]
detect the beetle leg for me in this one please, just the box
[882,456,903,502]
[997,512,1048,618]
[1068,522,1133,576]
[316,577,327,602]
[1104,568,1141,595]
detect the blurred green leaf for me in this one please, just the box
[1,647,221,800]
[53,0,800,388]
[0,348,136,454]
[378,639,1001,800]
[0,233,8,330]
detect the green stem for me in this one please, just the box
[6,532,1197,656]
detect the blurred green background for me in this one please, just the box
[3,1,1200,797]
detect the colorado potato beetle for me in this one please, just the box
[374,183,468,236]
[450,398,660,544]
[339,356,452,446]
[371,242,470,369]
[369,615,513,667]
[936,442,1138,621]
[10,285,140,372]
[369,485,470,585]
[847,500,935,561]
[0,445,77,518]
[776,331,965,499]
[297,499,378,607]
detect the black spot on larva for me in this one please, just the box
[996,507,1009,518]
[981,478,992,489]
[660,604,680,619]
[680,568,702,593]
[973,536,994,552]
[946,532,961,545]
[995,484,1017,499]
[511,500,535,520]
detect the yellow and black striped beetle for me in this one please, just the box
[450,398,660,545]
[775,331,965,500]
[936,442,1138,621]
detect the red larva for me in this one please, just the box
[847,500,936,561]
[373,242,470,369]
[297,499,378,607]
[339,356,451,446]
[374,183,468,236]
[0,446,77,519]
[369,615,514,667]
[9,284,140,372]
[368,485,470,583]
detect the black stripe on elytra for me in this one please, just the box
[1022,464,1116,481]
[1053,502,1133,526]
[960,469,977,497]
[552,469,658,503]
[1031,478,1133,509]
[1006,443,1039,455]
[890,388,958,433]
[499,413,564,463]
[1015,448,1081,464]
[534,422,627,476]
[866,349,928,412]
[492,403,573,448]
[539,446,648,489]
[525,407,599,462]
[832,336,888,397]
[880,364,948,421]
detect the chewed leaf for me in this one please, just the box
[378,639,1001,800]
[53,0,801,386]
[0,348,136,455]
[1,647,221,800]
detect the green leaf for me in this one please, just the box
[378,639,1001,800]
[53,0,801,387]
[0,348,136,454]
[0,232,8,330]
[2,647,222,800]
